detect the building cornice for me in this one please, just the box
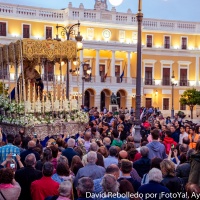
[160,60,174,65]
[1,2,200,34]
[178,61,192,65]
[82,40,138,52]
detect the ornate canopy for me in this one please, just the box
[0,39,77,65]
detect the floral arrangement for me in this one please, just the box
[0,95,88,127]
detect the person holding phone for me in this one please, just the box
[0,134,20,163]
[0,154,24,171]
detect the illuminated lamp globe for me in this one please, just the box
[108,0,123,7]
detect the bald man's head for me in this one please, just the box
[103,137,111,145]
[118,150,128,160]
[84,131,91,141]
[28,140,36,149]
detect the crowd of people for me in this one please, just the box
[0,106,200,200]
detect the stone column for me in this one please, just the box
[126,51,132,83]
[111,50,116,83]
[196,55,199,86]
[95,94,101,110]
[126,95,132,110]
[95,50,100,82]
[79,49,83,77]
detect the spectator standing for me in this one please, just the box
[20,140,40,165]
[76,177,94,200]
[62,138,77,167]
[179,126,188,144]
[160,159,183,198]
[0,168,21,200]
[118,159,141,192]
[170,125,179,143]
[74,151,105,187]
[163,130,177,155]
[84,132,91,153]
[188,140,200,186]
[104,146,118,168]
[138,168,171,200]
[111,130,123,148]
[45,180,72,200]
[94,164,120,194]
[176,149,195,185]
[15,153,42,200]
[0,134,20,163]
[146,129,167,159]
[188,127,199,149]
[133,146,151,178]
[31,162,59,200]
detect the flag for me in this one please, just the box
[120,70,124,82]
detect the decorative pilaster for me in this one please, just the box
[95,50,100,82]
[111,50,116,83]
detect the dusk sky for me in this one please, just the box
[1,0,200,22]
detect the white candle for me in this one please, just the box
[28,80,30,101]
[32,83,35,111]
[42,92,44,113]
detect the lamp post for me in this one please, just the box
[171,70,177,118]
[134,0,143,147]
[55,22,83,100]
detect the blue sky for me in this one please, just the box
[1,0,200,22]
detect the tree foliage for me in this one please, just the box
[179,88,200,119]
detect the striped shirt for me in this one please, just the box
[0,144,20,163]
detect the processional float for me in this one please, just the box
[0,39,87,140]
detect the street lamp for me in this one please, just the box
[55,22,83,100]
[134,0,143,147]
[171,70,177,118]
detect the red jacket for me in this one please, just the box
[31,176,59,200]
[163,137,177,155]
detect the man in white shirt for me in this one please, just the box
[179,125,188,144]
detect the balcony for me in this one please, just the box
[164,44,170,49]
[181,45,187,50]
[179,80,189,86]
[146,43,152,48]
[162,79,170,86]
[144,78,155,85]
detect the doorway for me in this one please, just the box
[145,98,152,108]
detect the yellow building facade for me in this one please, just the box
[0,1,200,116]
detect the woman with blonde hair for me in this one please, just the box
[160,159,184,198]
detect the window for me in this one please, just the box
[145,67,153,85]
[23,24,30,38]
[164,36,170,49]
[46,26,52,39]
[162,68,170,85]
[0,65,8,79]
[44,61,54,81]
[163,98,169,110]
[180,69,188,86]
[182,37,187,49]
[180,103,186,110]
[146,35,152,48]
[0,22,6,36]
